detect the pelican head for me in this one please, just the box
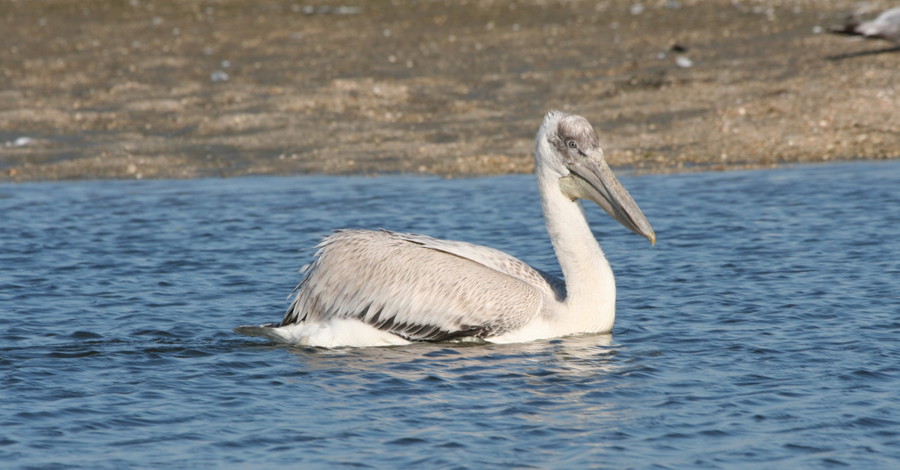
[536,111,656,244]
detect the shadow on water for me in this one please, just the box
[272,334,630,409]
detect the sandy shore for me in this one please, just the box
[1,0,898,182]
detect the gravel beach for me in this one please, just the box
[1,0,898,181]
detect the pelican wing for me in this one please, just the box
[392,231,564,301]
[282,230,546,341]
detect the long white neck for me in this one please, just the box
[537,170,617,333]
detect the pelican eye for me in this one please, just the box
[566,140,577,149]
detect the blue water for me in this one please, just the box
[2,161,899,468]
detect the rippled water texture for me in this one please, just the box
[2,161,899,468]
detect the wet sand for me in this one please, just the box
[1,0,898,182]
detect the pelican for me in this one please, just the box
[235,111,655,348]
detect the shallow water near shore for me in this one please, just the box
[2,161,899,468]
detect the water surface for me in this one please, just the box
[2,161,899,468]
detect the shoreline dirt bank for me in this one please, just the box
[1,0,898,182]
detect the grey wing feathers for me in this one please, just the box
[282,230,547,341]
[394,232,564,301]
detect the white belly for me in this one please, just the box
[236,318,411,348]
